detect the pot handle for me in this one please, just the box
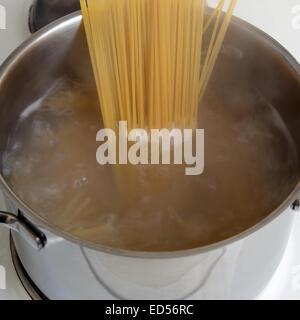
[0,211,46,250]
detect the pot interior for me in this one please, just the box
[1,14,300,252]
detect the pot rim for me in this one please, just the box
[0,11,300,259]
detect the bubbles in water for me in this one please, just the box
[2,80,299,252]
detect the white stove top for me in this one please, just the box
[0,0,300,300]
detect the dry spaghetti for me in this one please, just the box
[80,0,237,131]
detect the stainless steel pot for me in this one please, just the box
[0,12,300,300]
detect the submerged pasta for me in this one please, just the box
[3,81,298,251]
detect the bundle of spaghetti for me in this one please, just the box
[80,0,237,132]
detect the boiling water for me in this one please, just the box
[2,80,299,251]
